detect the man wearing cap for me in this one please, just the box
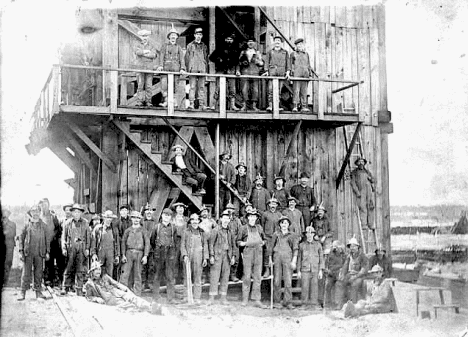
[171,144,207,195]
[232,162,251,217]
[157,26,186,108]
[270,176,289,212]
[120,211,150,296]
[369,245,393,279]
[342,264,397,318]
[199,206,217,237]
[290,38,313,112]
[237,209,267,308]
[282,196,305,239]
[350,158,376,233]
[208,210,237,305]
[141,203,157,291]
[91,210,120,277]
[61,203,91,296]
[324,240,345,309]
[297,226,324,308]
[185,27,209,110]
[269,215,298,309]
[2,209,16,286]
[263,36,290,112]
[209,32,240,111]
[225,203,242,282]
[219,151,236,210]
[250,174,271,215]
[172,202,188,284]
[238,37,264,111]
[114,205,131,280]
[312,203,334,248]
[18,205,50,300]
[290,172,317,230]
[151,208,178,303]
[261,197,283,278]
[135,30,157,107]
[181,213,209,304]
[336,237,369,307]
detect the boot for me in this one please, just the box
[36,290,46,299]
[17,290,26,301]
[262,267,270,278]
[220,295,228,305]
[266,102,273,112]
[159,97,167,107]
[229,274,239,283]
[230,97,239,111]
[253,300,267,309]
[251,101,259,112]
[187,101,195,110]
[241,294,249,307]
[292,104,298,112]
[76,288,84,297]
[207,295,215,305]
[241,102,247,112]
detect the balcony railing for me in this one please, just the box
[31,64,363,131]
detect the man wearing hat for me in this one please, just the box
[171,144,207,195]
[135,29,157,107]
[90,214,101,232]
[208,210,237,305]
[324,240,345,309]
[2,209,16,286]
[237,208,267,308]
[185,27,209,110]
[91,210,120,277]
[238,37,264,111]
[290,38,313,112]
[120,211,150,296]
[290,172,317,229]
[263,35,290,112]
[209,32,240,111]
[61,203,91,296]
[311,203,334,248]
[282,196,304,239]
[350,157,376,234]
[225,203,242,282]
[219,151,236,210]
[114,204,131,280]
[172,202,188,284]
[336,237,369,307]
[269,215,298,309]
[18,204,50,300]
[270,175,289,212]
[151,208,178,303]
[250,173,271,215]
[157,26,186,108]
[141,203,157,290]
[261,197,283,277]
[232,162,251,217]
[369,244,393,279]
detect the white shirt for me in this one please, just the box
[174,154,187,169]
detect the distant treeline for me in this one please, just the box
[391,226,445,235]
[391,205,466,222]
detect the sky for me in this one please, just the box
[0,0,467,207]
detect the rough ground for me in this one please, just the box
[1,280,467,337]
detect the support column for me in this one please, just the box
[101,124,119,212]
[209,7,216,108]
[215,123,220,219]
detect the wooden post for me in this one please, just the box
[272,78,280,119]
[318,80,325,120]
[254,7,261,45]
[215,123,220,219]
[101,124,118,212]
[110,70,118,113]
[168,74,174,116]
[102,9,118,106]
[209,7,216,108]
[219,76,226,118]
[120,76,128,106]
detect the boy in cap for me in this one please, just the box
[269,215,298,309]
[263,36,290,112]
[141,203,156,290]
[171,144,207,194]
[261,197,283,278]
[324,240,345,309]
[181,213,209,304]
[297,226,324,308]
[250,173,271,215]
[237,209,267,308]
[290,38,313,112]
[270,176,289,212]
[151,208,178,303]
[208,210,237,305]
[157,26,186,108]
[209,32,240,111]
[238,37,264,111]
[91,210,120,277]
[219,151,236,210]
[282,196,305,239]
[18,204,50,300]
[290,172,316,230]
[120,211,150,296]
[232,162,251,217]
[61,203,91,296]
[135,29,157,107]
[185,27,209,110]
[172,202,188,284]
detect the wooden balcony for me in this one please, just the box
[30,64,363,134]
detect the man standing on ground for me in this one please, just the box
[114,205,131,281]
[2,209,16,287]
[260,197,283,278]
[141,203,156,291]
[91,210,120,277]
[290,172,316,229]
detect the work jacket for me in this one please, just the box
[264,48,290,76]
[290,184,316,208]
[261,210,283,237]
[135,40,157,70]
[185,40,208,73]
[270,187,289,210]
[220,161,236,185]
[209,43,239,73]
[290,50,312,78]
[19,219,49,257]
[341,251,369,278]
[234,174,252,199]
[282,208,305,236]
[158,42,186,72]
[62,218,91,253]
[311,214,332,239]
[250,187,271,214]
[180,226,209,260]
[121,226,150,257]
[209,226,236,261]
[85,274,127,305]
[269,231,298,259]
[91,224,120,257]
[325,249,346,277]
[297,240,324,273]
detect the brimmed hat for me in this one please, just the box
[287,196,298,203]
[219,151,231,160]
[299,172,310,179]
[254,173,265,183]
[167,25,180,39]
[172,202,187,209]
[200,205,209,213]
[236,162,247,170]
[89,260,102,274]
[162,208,173,216]
[225,32,236,39]
[267,197,279,206]
[305,226,316,234]
[130,211,142,219]
[332,240,342,249]
[247,37,256,43]
[246,208,259,217]
[189,213,200,221]
[194,27,203,34]
[220,210,231,217]
[70,203,85,212]
[119,204,130,211]
[347,237,360,248]
[370,265,383,273]
[354,157,368,165]
[91,214,101,221]
[63,203,73,211]
[102,210,117,218]
[172,144,184,152]
[294,38,304,45]
[225,203,235,210]
[277,215,291,226]
[273,175,285,183]
[138,29,151,37]
[273,35,283,42]
[141,203,156,214]
[315,202,327,213]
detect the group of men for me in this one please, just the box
[134,26,313,112]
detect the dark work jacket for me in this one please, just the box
[264,48,290,76]
[91,224,120,257]
[290,184,316,208]
[180,226,209,260]
[209,43,239,73]
[62,218,91,253]
[290,50,312,77]
[341,251,369,278]
[209,227,236,261]
[239,48,264,75]
[185,40,208,73]
[158,42,185,72]
[19,220,50,257]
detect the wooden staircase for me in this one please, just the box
[113,120,203,211]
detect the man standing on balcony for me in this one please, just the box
[209,32,240,111]
[157,26,186,108]
[290,38,312,112]
[290,172,317,229]
[135,30,157,107]
[185,27,209,110]
[238,37,264,111]
[263,36,290,112]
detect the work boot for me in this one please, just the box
[220,295,228,305]
[36,290,46,299]
[262,267,270,278]
[253,300,267,309]
[229,275,239,283]
[292,104,298,112]
[273,303,283,309]
[207,295,215,305]
[301,106,310,112]
[230,98,239,111]
[241,294,249,307]
[76,288,84,297]
[17,291,26,301]
[60,287,68,296]
[251,101,259,112]
[187,101,195,110]
[343,300,356,318]
[241,102,247,112]
[266,102,273,112]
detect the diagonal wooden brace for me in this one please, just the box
[336,122,362,189]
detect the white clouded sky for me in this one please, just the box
[0,0,467,207]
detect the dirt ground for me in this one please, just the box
[1,280,467,337]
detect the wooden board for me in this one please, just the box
[357,27,371,125]
[101,125,118,212]
[127,147,140,210]
[369,27,380,126]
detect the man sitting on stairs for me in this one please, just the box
[171,144,207,195]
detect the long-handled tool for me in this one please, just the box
[185,258,194,305]
[270,258,274,309]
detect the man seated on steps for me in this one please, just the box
[170,144,207,195]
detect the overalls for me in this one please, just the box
[242,226,263,301]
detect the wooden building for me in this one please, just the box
[27,6,393,253]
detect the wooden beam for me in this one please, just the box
[194,126,216,168]
[101,124,119,212]
[336,122,362,189]
[379,122,393,134]
[149,175,171,222]
[67,120,117,173]
[166,126,195,161]
[217,7,248,40]
[219,77,226,118]
[378,110,391,123]
[272,79,280,119]
[209,7,216,108]
[60,130,98,175]
[118,19,143,41]
[48,142,80,174]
